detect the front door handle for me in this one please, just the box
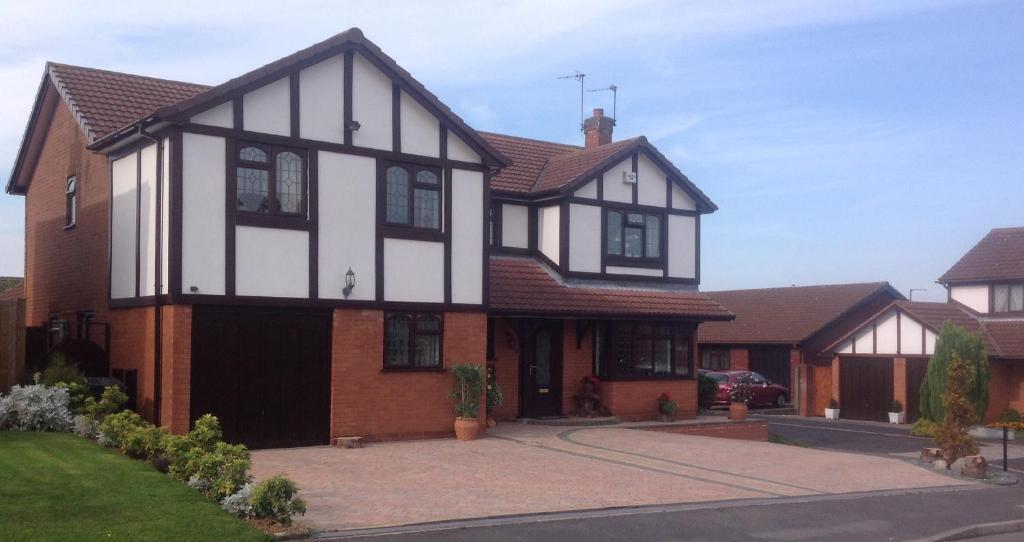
[529,364,536,375]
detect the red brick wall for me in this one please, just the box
[107,307,156,420]
[330,309,486,441]
[730,347,749,371]
[562,319,593,415]
[602,379,697,421]
[986,359,1024,423]
[160,305,192,434]
[490,317,520,420]
[23,98,110,328]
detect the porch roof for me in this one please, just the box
[488,256,733,320]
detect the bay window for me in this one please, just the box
[594,321,693,379]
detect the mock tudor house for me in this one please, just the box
[698,282,905,416]
[6,28,732,448]
[818,228,1024,423]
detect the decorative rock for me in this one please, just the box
[949,458,966,476]
[921,448,943,463]
[334,436,363,449]
[932,459,948,471]
[962,455,987,479]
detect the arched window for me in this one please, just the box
[384,163,441,231]
[235,143,306,218]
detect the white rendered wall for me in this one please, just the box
[951,285,989,313]
[568,203,601,272]
[447,131,479,163]
[318,151,376,300]
[900,317,924,355]
[636,154,667,207]
[400,91,440,157]
[243,77,290,136]
[138,144,158,296]
[606,266,663,277]
[602,157,633,204]
[160,138,170,295]
[451,169,483,304]
[352,53,392,151]
[181,133,225,295]
[854,327,873,353]
[384,239,444,303]
[672,183,697,210]
[300,55,344,143]
[575,179,598,199]
[110,152,138,299]
[875,311,899,353]
[925,329,938,355]
[668,215,696,279]
[235,226,308,298]
[538,205,560,265]
[190,101,233,128]
[501,204,529,249]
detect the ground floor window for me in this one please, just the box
[701,348,730,371]
[384,313,443,369]
[594,321,693,379]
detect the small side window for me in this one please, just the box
[65,176,77,228]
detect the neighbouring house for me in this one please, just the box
[0,277,26,391]
[820,227,1024,423]
[5,28,731,447]
[698,282,905,415]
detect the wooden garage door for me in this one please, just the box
[905,357,929,423]
[839,357,894,422]
[191,307,331,449]
[750,346,791,389]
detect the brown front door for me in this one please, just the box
[520,320,563,418]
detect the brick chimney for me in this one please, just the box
[583,108,614,148]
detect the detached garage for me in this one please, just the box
[190,307,332,449]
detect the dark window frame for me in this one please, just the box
[383,312,445,370]
[382,161,443,239]
[593,320,694,380]
[233,142,309,225]
[65,175,77,229]
[700,347,730,371]
[992,282,1024,314]
[605,208,665,265]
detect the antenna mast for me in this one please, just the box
[557,70,586,134]
[587,84,618,124]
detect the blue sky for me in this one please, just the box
[1,0,1021,300]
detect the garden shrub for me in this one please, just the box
[249,475,307,525]
[221,483,254,517]
[38,354,91,414]
[83,386,128,422]
[919,322,989,423]
[934,354,979,464]
[0,384,73,432]
[98,410,148,448]
[123,425,170,460]
[73,414,99,439]
[697,373,718,411]
[449,364,484,418]
[911,418,939,437]
[999,408,1021,424]
[185,441,252,501]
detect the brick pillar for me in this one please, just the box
[831,355,841,405]
[160,305,192,434]
[893,357,907,412]
[797,364,810,417]
[730,347,749,371]
[789,348,801,409]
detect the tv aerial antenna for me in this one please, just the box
[587,84,618,125]
[557,70,586,133]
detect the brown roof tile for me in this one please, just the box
[533,137,640,193]
[489,256,732,319]
[939,227,1024,284]
[982,319,1024,359]
[48,63,209,141]
[699,282,899,344]
[480,132,581,193]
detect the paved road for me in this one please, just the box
[327,485,1024,541]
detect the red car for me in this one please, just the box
[704,370,789,408]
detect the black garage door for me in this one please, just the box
[839,356,894,422]
[749,346,791,389]
[191,306,331,449]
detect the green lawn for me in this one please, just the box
[0,431,272,542]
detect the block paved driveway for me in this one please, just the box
[250,423,967,533]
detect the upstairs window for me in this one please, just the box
[385,164,441,230]
[235,144,306,218]
[384,313,443,369]
[994,283,1024,313]
[607,210,661,260]
[65,176,77,228]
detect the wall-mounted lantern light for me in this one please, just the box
[343,268,356,298]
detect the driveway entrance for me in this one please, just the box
[251,423,966,532]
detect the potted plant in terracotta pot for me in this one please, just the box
[657,392,678,422]
[449,364,484,441]
[825,398,840,420]
[729,376,753,421]
[888,400,904,424]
